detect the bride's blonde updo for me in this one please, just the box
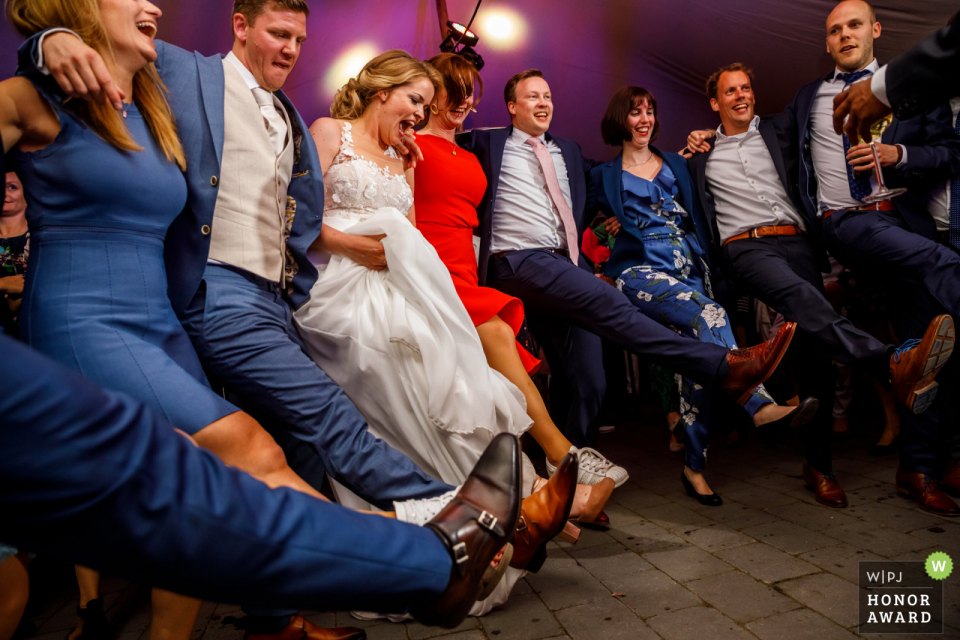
[330,49,442,119]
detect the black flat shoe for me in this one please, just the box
[680,470,723,507]
[869,435,900,457]
[761,397,819,432]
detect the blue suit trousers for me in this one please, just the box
[0,335,452,612]
[179,265,454,509]
[488,249,729,446]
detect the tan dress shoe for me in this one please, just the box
[896,468,960,517]
[941,461,960,498]
[890,315,955,414]
[802,463,848,508]
[721,323,796,403]
[511,452,577,572]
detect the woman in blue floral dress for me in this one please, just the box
[589,87,816,505]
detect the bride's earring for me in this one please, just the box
[429,104,440,115]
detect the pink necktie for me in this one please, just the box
[525,137,579,265]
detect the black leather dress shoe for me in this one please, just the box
[680,470,723,507]
[410,433,521,629]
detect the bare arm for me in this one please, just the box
[0,77,60,155]
[404,165,416,227]
[309,117,387,271]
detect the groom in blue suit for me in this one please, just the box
[459,70,795,447]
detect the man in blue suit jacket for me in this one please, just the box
[779,0,958,516]
[459,70,797,448]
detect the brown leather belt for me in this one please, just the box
[723,225,801,246]
[823,200,894,219]
[491,248,569,260]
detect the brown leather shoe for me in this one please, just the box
[896,468,960,516]
[890,315,955,414]
[802,463,848,508]
[511,452,577,573]
[411,433,521,629]
[245,617,365,640]
[941,461,960,498]
[721,322,797,404]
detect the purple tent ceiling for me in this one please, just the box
[1,1,955,160]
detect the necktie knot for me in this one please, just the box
[525,136,544,149]
[253,87,275,108]
[835,69,872,87]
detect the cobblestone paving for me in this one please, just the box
[18,415,960,640]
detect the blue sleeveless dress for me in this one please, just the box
[14,93,236,434]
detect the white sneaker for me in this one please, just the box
[350,611,412,623]
[546,446,629,488]
[393,487,459,526]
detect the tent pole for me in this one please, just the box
[436,0,450,38]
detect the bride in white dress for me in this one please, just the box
[293,50,614,614]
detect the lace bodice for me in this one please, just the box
[323,121,414,224]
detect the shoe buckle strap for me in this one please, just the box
[452,541,469,565]
[478,510,498,532]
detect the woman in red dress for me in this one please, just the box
[415,54,627,523]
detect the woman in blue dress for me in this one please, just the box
[590,87,817,506]
[1,0,326,637]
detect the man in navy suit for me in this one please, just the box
[687,1,959,515]
[26,1,458,634]
[687,63,954,509]
[459,70,798,449]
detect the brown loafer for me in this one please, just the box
[890,315,955,414]
[721,322,797,404]
[511,452,578,573]
[411,433,521,629]
[941,461,960,498]
[802,463,848,508]
[246,616,365,640]
[896,468,960,517]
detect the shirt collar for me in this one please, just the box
[716,115,760,140]
[827,58,880,82]
[510,126,547,145]
[225,51,262,92]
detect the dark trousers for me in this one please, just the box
[488,249,729,447]
[724,236,840,472]
[180,265,453,508]
[821,208,960,320]
[822,208,955,475]
[0,335,451,613]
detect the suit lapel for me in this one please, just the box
[197,53,226,171]
[759,119,790,193]
[882,117,900,144]
[601,155,624,222]
[488,127,510,211]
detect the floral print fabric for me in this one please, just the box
[615,169,773,471]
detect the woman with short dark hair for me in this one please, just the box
[591,87,815,505]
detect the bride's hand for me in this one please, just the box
[341,234,388,270]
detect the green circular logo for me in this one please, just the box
[925,551,953,580]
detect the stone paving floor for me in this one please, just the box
[16,411,960,640]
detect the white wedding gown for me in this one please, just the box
[293,122,533,615]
